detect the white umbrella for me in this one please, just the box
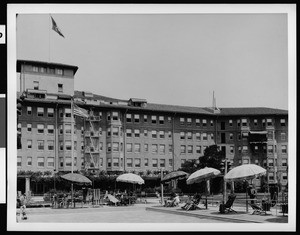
[116,173,145,185]
[224,164,266,181]
[186,167,221,185]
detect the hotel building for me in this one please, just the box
[16,60,288,192]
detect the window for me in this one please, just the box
[230,146,234,154]
[113,158,119,167]
[17,157,22,167]
[112,127,119,137]
[126,143,132,152]
[237,119,240,127]
[126,114,132,122]
[159,131,165,139]
[242,146,248,153]
[26,123,32,132]
[168,117,172,123]
[282,159,287,167]
[181,159,186,167]
[47,108,54,117]
[126,129,132,137]
[262,119,266,127]
[99,142,103,151]
[267,118,273,126]
[152,159,158,168]
[187,132,192,140]
[169,159,173,167]
[254,159,259,165]
[144,130,148,137]
[196,119,200,127]
[151,115,157,124]
[27,157,32,166]
[65,124,71,134]
[144,115,148,123]
[280,119,286,126]
[267,145,273,153]
[107,143,111,152]
[242,159,249,164]
[268,159,274,167]
[33,80,39,89]
[159,116,164,124]
[65,157,71,167]
[37,107,44,117]
[202,119,207,127]
[202,133,207,141]
[241,118,248,126]
[159,144,165,154]
[160,159,165,168]
[37,140,44,150]
[254,119,258,126]
[37,157,45,167]
[59,141,64,151]
[59,109,63,118]
[27,106,32,115]
[169,145,173,153]
[112,112,118,121]
[47,140,54,151]
[134,143,141,153]
[210,120,214,126]
[58,83,63,93]
[113,142,119,152]
[134,114,140,123]
[65,108,71,118]
[99,158,103,167]
[187,145,193,154]
[187,118,192,126]
[127,158,133,167]
[282,173,288,180]
[282,145,287,154]
[59,157,64,167]
[229,133,233,140]
[152,144,158,153]
[46,124,54,134]
[134,129,140,137]
[135,159,141,167]
[107,158,112,167]
[152,130,157,139]
[180,145,186,154]
[254,145,259,152]
[47,157,54,167]
[65,140,71,151]
[180,117,185,125]
[144,144,148,152]
[180,132,185,140]
[281,132,286,141]
[210,133,214,140]
[196,146,201,154]
[195,133,201,141]
[56,68,63,75]
[107,113,111,121]
[145,158,149,167]
[238,146,242,153]
[229,119,233,126]
[168,131,172,139]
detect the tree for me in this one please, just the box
[199,145,225,171]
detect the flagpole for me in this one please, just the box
[48,14,51,62]
[71,98,74,207]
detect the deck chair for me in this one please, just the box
[219,194,237,214]
[182,195,202,211]
[106,194,120,206]
[249,200,263,215]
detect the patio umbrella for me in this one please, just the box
[116,173,145,185]
[224,164,266,182]
[161,171,189,183]
[60,173,92,185]
[186,167,221,185]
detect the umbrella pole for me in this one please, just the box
[160,169,164,206]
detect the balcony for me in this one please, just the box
[85,146,99,153]
[84,131,100,137]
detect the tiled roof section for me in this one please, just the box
[74,91,126,103]
[129,98,147,103]
[17,59,79,74]
[145,103,213,115]
[217,107,288,116]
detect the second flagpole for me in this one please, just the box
[71,97,74,207]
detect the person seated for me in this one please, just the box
[165,193,180,207]
[181,193,202,210]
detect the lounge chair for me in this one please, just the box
[106,194,120,206]
[249,202,263,215]
[182,194,202,211]
[219,194,237,214]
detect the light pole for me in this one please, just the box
[53,169,56,191]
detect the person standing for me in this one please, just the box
[19,193,28,220]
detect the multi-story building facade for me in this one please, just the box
[17,60,288,192]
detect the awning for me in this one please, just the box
[249,131,268,135]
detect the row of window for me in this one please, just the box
[20,107,287,128]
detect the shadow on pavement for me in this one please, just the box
[265,217,288,223]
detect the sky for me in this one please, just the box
[16,12,289,110]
